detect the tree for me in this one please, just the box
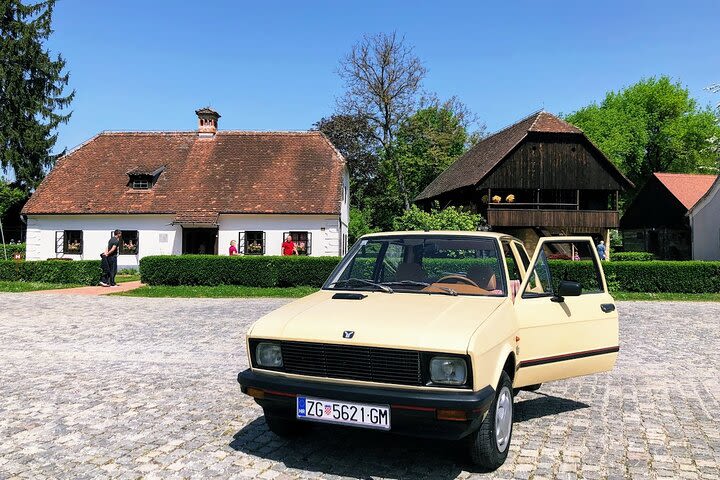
[314,114,380,210]
[392,203,485,232]
[337,32,426,210]
[566,76,720,189]
[0,180,25,218]
[348,207,379,245]
[393,96,484,200]
[0,0,74,190]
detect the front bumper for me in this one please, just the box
[237,369,495,440]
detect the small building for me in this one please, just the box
[620,173,717,259]
[21,108,349,267]
[688,175,720,260]
[415,111,633,254]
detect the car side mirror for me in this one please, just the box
[551,280,582,303]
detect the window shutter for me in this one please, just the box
[238,231,245,254]
[262,231,266,255]
[55,231,64,254]
[307,232,312,255]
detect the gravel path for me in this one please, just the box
[0,294,718,479]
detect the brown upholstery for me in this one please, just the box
[467,264,497,290]
[395,263,426,282]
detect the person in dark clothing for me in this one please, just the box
[100,230,122,287]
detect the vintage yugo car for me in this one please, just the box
[238,231,619,470]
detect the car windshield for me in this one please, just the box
[325,235,507,297]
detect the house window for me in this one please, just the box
[131,177,151,189]
[285,231,312,255]
[56,230,83,254]
[119,230,139,255]
[244,231,265,255]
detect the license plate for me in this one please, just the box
[296,396,390,430]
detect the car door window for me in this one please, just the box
[522,240,604,298]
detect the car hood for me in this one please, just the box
[249,289,506,354]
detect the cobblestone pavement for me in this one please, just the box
[0,294,718,479]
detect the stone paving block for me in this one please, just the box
[0,295,718,478]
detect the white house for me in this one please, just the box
[688,175,720,260]
[22,108,350,268]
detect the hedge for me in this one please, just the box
[139,255,341,287]
[0,259,101,285]
[610,252,656,261]
[0,243,25,259]
[138,255,720,294]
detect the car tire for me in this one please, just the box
[466,371,514,471]
[263,411,307,438]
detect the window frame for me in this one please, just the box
[520,239,606,299]
[118,230,140,255]
[284,231,312,256]
[244,231,266,255]
[57,230,83,255]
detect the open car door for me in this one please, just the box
[512,236,619,388]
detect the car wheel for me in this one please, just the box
[466,371,513,471]
[263,411,307,438]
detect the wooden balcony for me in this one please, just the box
[487,208,619,229]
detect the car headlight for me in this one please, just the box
[429,356,467,385]
[256,342,283,367]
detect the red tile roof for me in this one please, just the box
[23,131,345,216]
[653,173,718,210]
[415,111,630,201]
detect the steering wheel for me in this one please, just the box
[436,275,480,288]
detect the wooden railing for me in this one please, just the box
[487,209,619,228]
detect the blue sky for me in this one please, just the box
[47,0,720,153]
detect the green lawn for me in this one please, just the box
[115,285,318,298]
[613,292,720,302]
[115,274,141,283]
[0,281,81,292]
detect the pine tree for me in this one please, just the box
[0,0,74,190]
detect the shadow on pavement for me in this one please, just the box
[229,393,588,478]
[514,393,589,422]
[229,417,466,479]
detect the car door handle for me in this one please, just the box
[601,303,615,313]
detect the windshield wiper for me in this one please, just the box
[330,278,394,293]
[381,280,457,296]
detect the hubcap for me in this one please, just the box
[494,386,512,452]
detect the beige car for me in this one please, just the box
[238,231,619,470]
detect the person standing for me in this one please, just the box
[229,240,238,256]
[100,230,122,286]
[596,239,607,261]
[281,235,298,256]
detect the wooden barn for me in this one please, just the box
[415,111,634,254]
[621,173,717,259]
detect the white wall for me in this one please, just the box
[26,213,347,268]
[25,215,180,268]
[690,182,720,260]
[217,214,343,256]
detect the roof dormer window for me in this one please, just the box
[127,166,165,190]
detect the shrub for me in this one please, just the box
[0,259,100,284]
[139,255,341,287]
[392,204,485,231]
[138,254,720,294]
[547,260,720,294]
[611,252,656,261]
[0,243,25,259]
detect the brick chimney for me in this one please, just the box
[195,107,220,137]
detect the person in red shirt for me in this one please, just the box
[229,240,238,256]
[281,235,298,256]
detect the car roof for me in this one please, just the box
[361,230,521,243]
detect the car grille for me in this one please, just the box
[279,341,423,386]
